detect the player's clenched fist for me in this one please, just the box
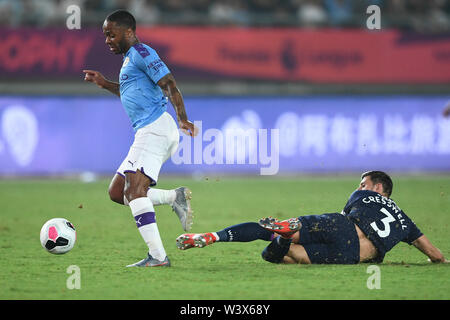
[83,70,107,89]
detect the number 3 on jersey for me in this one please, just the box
[370,208,396,238]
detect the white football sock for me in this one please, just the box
[147,188,176,206]
[122,189,176,207]
[129,197,166,261]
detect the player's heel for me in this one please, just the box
[172,187,194,232]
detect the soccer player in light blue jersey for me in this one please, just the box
[83,10,198,267]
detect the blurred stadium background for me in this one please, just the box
[0,0,449,178]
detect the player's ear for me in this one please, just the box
[374,183,385,195]
[126,27,134,38]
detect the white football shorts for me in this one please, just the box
[116,112,179,186]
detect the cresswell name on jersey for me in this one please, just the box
[360,194,407,230]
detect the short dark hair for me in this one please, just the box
[361,171,393,197]
[106,10,136,31]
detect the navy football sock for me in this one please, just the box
[216,222,274,242]
[261,236,292,264]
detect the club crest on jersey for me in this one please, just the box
[122,56,130,67]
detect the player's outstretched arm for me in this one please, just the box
[412,235,447,263]
[83,70,120,97]
[157,73,198,137]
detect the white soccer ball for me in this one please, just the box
[40,218,76,254]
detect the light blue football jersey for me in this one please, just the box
[119,43,170,131]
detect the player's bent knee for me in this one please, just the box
[288,246,312,264]
[108,188,124,204]
[124,170,152,202]
[123,171,150,201]
[108,184,124,204]
[108,174,125,204]
[282,255,297,264]
[108,182,125,203]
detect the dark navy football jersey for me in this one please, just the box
[342,190,423,262]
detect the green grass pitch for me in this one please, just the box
[0,175,449,300]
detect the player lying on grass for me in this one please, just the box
[177,171,448,264]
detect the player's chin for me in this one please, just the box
[109,46,121,54]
